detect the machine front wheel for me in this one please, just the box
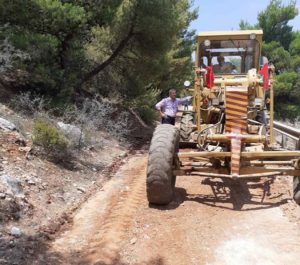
[146,124,179,205]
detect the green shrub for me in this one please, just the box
[33,119,69,155]
[130,88,160,124]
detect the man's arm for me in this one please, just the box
[155,98,166,118]
[177,96,192,105]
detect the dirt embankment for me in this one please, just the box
[0,100,152,265]
[0,126,133,264]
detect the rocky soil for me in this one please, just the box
[0,103,150,265]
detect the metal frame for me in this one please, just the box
[175,30,300,183]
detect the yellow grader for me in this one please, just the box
[146,30,300,208]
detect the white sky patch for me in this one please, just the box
[189,0,300,31]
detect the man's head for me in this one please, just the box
[217,55,225,65]
[169,89,177,100]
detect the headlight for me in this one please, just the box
[184,80,191,87]
[250,33,256,40]
[204,39,211,47]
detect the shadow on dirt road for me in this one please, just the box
[150,183,288,212]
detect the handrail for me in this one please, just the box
[273,121,300,150]
[274,121,300,138]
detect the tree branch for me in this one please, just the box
[76,11,138,91]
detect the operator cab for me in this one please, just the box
[197,30,262,76]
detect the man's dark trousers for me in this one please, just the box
[162,115,175,125]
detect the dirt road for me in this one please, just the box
[37,152,300,265]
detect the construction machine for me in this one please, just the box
[146,30,300,208]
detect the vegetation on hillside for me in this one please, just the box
[240,0,300,120]
[0,0,197,123]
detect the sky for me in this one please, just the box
[189,0,300,32]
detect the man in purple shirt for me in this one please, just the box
[155,89,192,125]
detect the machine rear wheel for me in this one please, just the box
[147,124,179,205]
[180,112,194,141]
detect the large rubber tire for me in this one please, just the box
[180,112,194,141]
[293,176,300,205]
[147,124,179,205]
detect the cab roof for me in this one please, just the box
[198,30,263,37]
[197,30,263,42]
